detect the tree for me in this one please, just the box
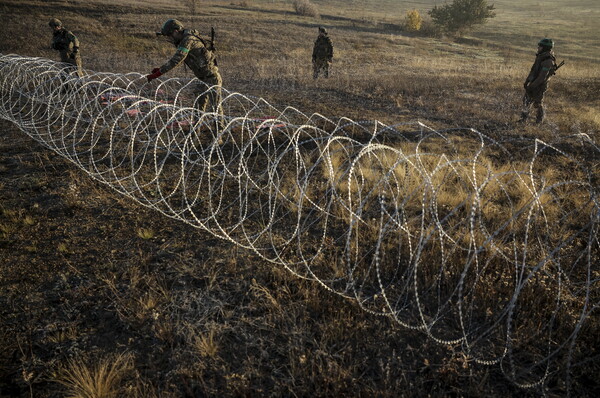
[404,9,423,32]
[428,0,496,36]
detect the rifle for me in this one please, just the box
[209,27,216,51]
[209,27,217,66]
[551,60,565,76]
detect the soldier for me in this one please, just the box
[312,26,333,79]
[521,38,558,124]
[48,18,83,77]
[147,19,223,122]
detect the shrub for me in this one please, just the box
[404,9,423,32]
[428,0,496,36]
[292,0,320,18]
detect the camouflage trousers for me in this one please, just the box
[521,83,548,123]
[59,52,84,78]
[192,73,225,131]
[193,73,223,114]
[313,58,330,79]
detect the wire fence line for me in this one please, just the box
[1,54,599,391]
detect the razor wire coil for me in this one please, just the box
[1,54,599,392]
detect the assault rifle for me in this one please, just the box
[209,27,217,66]
[551,60,565,76]
[210,27,215,51]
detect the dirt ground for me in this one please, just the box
[1,0,599,397]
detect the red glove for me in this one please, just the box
[146,68,162,82]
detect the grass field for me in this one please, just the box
[1,0,599,396]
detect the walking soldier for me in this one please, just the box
[49,18,83,77]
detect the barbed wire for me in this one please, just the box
[1,54,599,392]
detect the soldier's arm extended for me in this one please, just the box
[159,38,192,74]
[528,58,554,89]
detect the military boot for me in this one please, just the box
[535,107,545,124]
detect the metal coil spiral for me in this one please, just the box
[1,54,598,390]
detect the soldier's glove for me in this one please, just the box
[146,68,163,82]
[523,81,529,89]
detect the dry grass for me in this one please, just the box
[53,353,133,398]
[1,0,599,397]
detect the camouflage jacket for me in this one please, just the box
[312,35,333,61]
[51,28,80,60]
[526,50,556,89]
[159,29,218,81]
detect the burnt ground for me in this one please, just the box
[0,119,534,397]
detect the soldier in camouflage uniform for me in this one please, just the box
[147,19,223,121]
[521,38,558,124]
[312,27,333,79]
[48,18,83,77]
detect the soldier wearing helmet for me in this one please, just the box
[521,38,558,124]
[312,26,333,79]
[48,18,83,77]
[147,19,223,123]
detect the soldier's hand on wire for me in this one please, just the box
[146,68,163,82]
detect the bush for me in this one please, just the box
[428,0,496,36]
[404,9,423,32]
[292,0,320,18]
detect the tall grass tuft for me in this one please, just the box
[54,353,133,398]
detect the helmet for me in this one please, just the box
[157,19,184,36]
[538,38,553,49]
[318,26,327,34]
[48,18,62,28]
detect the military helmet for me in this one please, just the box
[318,26,327,34]
[48,18,62,28]
[538,38,554,49]
[158,19,184,36]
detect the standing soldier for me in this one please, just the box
[147,19,223,124]
[312,27,333,79]
[521,38,559,124]
[48,18,83,77]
